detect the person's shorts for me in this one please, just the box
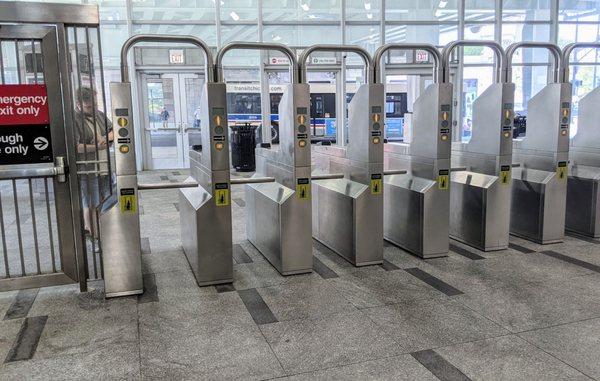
[80,176,101,209]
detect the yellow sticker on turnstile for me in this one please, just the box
[214,183,230,206]
[119,188,137,214]
[438,170,449,190]
[296,178,310,200]
[370,174,383,195]
[557,162,568,181]
[500,165,511,185]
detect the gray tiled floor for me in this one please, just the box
[1,169,600,380]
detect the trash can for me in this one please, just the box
[230,123,257,172]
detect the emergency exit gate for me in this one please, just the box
[0,3,107,292]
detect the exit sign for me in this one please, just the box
[169,49,185,64]
[416,50,429,63]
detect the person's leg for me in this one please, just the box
[88,178,101,239]
[79,176,92,234]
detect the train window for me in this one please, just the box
[270,93,283,114]
[226,93,262,114]
[385,93,408,118]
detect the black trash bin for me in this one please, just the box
[230,123,257,172]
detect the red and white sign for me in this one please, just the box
[416,50,430,63]
[270,57,290,65]
[0,84,50,125]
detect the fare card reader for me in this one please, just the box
[307,45,383,266]
[443,40,514,252]
[508,42,570,244]
[101,82,143,298]
[377,44,452,259]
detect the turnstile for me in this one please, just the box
[375,44,452,259]
[101,35,215,296]
[508,42,571,244]
[444,41,515,251]
[214,43,313,275]
[305,45,384,266]
[562,43,600,238]
[179,42,279,285]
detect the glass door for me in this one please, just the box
[140,73,204,169]
[179,75,203,168]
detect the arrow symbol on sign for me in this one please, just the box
[33,137,49,151]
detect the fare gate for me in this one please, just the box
[376,43,453,259]
[0,3,108,292]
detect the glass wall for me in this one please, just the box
[7,0,598,140]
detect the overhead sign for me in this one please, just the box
[169,49,185,64]
[311,57,337,65]
[0,84,53,165]
[270,57,290,65]
[415,50,429,63]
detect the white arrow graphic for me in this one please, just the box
[33,137,49,151]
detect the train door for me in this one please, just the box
[306,71,338,138]
[384,69,436,141]
[139,72,204,169]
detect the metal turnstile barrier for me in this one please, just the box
[305,45,385,266]
[102,35,217,296]
[215,42,313,276]
[507,42,571,244]
[562,43,600,238]
[375,44,452,259]
[444,41,515,251]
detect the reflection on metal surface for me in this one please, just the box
[248,83,313,275]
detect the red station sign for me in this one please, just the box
[0,84,50,126]
[0,84,53,165]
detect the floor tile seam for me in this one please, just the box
[355,294,452,312]
[407,331,516,356]
[256,352,409,381]
[516,333,598,381]
[513,315,600,335]
[135,302,142,380]
[358,304,513,356]
[256,324,287,377]
[348,293,448,311]
[449,297,519,333]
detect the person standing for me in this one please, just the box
[160,106,170,128]
[74,86,113,239]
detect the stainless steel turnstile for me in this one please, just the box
[375,44,452,259]
[214,43,313,275]
[562,43,600,238]
[508,42,571,244]
[444,41,515,251]
[305,45,385,266]
[102,35,218,296]
[178,42,278,286]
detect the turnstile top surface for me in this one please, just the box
[512,166,555,183]
[247,182,294,203]
[312,178,368,198]
[179,183,210,210]
[570,164,600,181]
[384,142,411,155]
[385,173,436,193]
[312,145,347,159]
[451,170,498,188]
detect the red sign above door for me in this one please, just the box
[0,84,50,126]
